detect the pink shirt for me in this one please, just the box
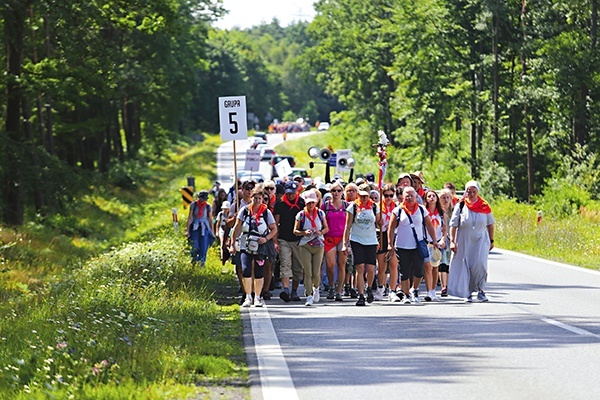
[322,200,347,237]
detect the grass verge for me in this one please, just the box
[0,134,248,398]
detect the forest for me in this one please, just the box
[2,0,600,226]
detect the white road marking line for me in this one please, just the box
[250,306,300,400]
[541,317,600,339]
[498,248,600,276]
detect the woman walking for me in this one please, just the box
[438,188,454,296]
[230,188,278,307]
[322,181,347,301]
[294,190,329,306]
[377,184,400,302]
[342,185,381,306]
[424,190,447,301]
[186,190,216,265]
[448,181,495,302]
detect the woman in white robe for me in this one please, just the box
[448,181,495,302]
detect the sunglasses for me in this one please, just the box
[244,186,255,191]
[265,187,275,191]
[331,189,342,193]
[383,193,394,198]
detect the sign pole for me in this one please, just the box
[233,140,239,212]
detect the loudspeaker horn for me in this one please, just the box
[338,158,348,167]
[346,157,356,168]
[308,146,320,159]
[319,148,332,161]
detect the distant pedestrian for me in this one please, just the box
[448,180,495,302]
[186,190,216,265]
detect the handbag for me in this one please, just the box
[404,206,429,260]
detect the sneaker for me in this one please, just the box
[313,288,320,303]
[424,294,432,302]
[349,288,358,298]
[373,286,384,301]
[388,291,401,302]
[291,291,301,301]
[441,287,448,297]
[410,288,420,303]
[242,296,252,307]
[262,291,272,300]
[327,288,335,300]
[430,292,439,302]
[356,295,366,306]
[343,284,351,297]
[254,297,263,307]
[366,288,374,303]
[477,291,489,302]
[305,296,314,306]
[279,290,291,303]
[465,295,473,303]
[335,293,343,302]
[400,295,411,304]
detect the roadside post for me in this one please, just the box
[219,96,248,211]
[172,208,179,232]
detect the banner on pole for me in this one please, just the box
[219,96,248,141]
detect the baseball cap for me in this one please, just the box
[284,181,298,193]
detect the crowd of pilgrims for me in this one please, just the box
[186,171,495,307]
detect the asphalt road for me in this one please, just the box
[217,134,600,400]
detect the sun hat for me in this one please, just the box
[410,171,425,184]
[303,191,319,203]
[284,181,298,193]
[428,244,442,267]
[221,201,231,209]
[465,180,480,191]
[397,173,413,185]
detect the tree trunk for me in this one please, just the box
[2,3,29,225]
[492,9,500,154]
[521,0,534,202]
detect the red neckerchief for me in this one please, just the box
[464,196,492,214]
[401,201,419,215]
[249,204,267,226]
[428,207,440,228]
[282,194,301,210]
[354,197,373,213]
[269,193,276,210]
[452,195,460,206]
[195,200,207,218]
[304,206,318,229]
[382,200,395,224]
[417,187,425,198]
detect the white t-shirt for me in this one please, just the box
[346,203,379,245]
[393,204,429,249]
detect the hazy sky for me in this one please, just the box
[213,0,317,30]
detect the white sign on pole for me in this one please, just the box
[275,159,293,178]
[244,149,261,171]
[219,96,248,141]
[336,149,352,172]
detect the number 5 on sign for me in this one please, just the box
[219,96,248,141]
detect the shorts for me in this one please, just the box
[395,248,424,281]
[376,232,390,255]
[324,236,343,253]
[350,241,377,266]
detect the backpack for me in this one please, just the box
[324,200,347,216]
[300,209,325,228]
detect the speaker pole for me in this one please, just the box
[348,167,354,183]
[325,163,331,183]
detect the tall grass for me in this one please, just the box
[0,134,247,398]
[491,198,600,270]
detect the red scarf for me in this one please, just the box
[417,187,425,198]
[382,200,395,224]
[282,194,302,210]
[401,201,419,215]
[248,204,267,226]
[354,197,373,213]
[195,200,207,218]
[304,206,319,229]
[428,207,440,228]
[464,196,492,214]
